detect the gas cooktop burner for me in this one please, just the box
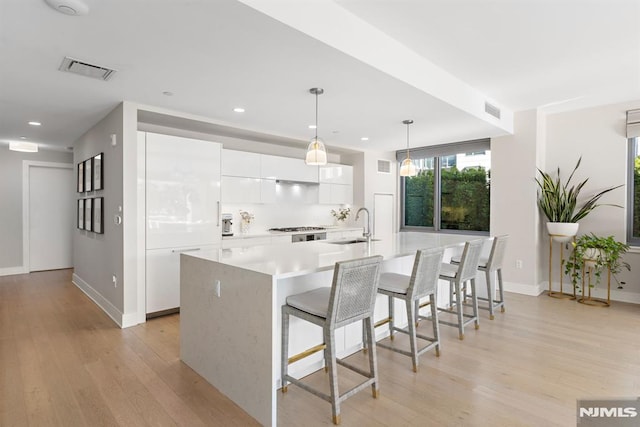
[269,226,326,233]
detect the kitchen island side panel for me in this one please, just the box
[180,254,276,426]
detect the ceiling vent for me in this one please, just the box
[484,101,501,119]
[58,57,117,81]
[377,159,391,174]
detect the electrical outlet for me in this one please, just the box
[516,260,523,269]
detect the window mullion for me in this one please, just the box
[434,156,441,232]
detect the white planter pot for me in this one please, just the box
[546,222,579,243]
[583,248,604,269]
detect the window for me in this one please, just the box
[628,137,640,245]
[400,139,490,233]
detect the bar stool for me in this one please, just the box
[438,239,485,340]
[451,235,509,319]
[281,255,383,425]
[374,247,444,372]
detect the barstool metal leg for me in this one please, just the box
[471,278,480,330]
[429,294,441,356]
[388,295,395,340]
[455,282,464,339]
[485,270,495,320]
[281,308,290,392]
[325,328,341,425]
[405,299,418,372]
[364,317,379,398]
[498,268,506,312]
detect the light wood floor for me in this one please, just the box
[2,269,640,426]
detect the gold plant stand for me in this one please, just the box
[548,234,576,299]
[577,263,611,307]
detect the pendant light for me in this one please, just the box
[305,88,328,165]
[399,119,416,177]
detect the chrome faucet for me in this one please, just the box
[355,207,371,241]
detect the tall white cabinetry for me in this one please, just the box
[143,132,222,315]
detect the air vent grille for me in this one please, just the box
[484,101,501,119]
[377,159,391,174]
[59,56,117,81]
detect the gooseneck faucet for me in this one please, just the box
[355,207,371,241]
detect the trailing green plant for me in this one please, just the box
[536,157,623,223]
[564,233,631,290]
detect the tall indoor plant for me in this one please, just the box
[536,157,622,241]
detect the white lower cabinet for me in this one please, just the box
[146,244,218,314]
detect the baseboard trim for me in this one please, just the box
[0,266,27,277]
[504,281,545,296]
[72,273,124,328]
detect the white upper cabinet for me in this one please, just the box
[261,154,319,183]
[319,163,353,185]
[222,149,261,178]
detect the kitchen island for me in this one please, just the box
[180,232,480,426]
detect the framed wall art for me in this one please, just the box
[78,199,84,229]
[93,197,103,234]
[84,197,92,231]
[77,162,84,193]
[84,158,93,192]
[93,153,103,191]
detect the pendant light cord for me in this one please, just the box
[406,121,410,157]
[315,91,319,141]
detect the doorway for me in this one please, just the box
[373,193,394,238]
[23,161,74,272]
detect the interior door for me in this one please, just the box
[28,164,74,272]
[373,193,394,238]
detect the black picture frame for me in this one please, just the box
[84,158,93,192]
[85,197,92,231]
[93,153,103,191]
[93,197,103,234]
[77,162,84,193]
[78,199,84,229]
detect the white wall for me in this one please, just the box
[491,110,544,295]
[0,146,72,275]
[544,100,640,301]
[493,100,640,301]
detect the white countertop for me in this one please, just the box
[190,232,481,279]
[221,226,363,240]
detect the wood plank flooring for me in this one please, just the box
[2,269,640,426]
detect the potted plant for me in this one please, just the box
[536,157,622,242]
[564,233,631,290]
[331,207,350,226]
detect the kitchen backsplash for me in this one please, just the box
[222,203,355,235]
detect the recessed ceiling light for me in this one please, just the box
[20,136,27,139]
[233,107,245,113]
[361,137,369,141]
[162,91,174,96]
[308,125,316,129]
[28,121,41,126]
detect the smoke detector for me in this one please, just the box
[44,0,89,16]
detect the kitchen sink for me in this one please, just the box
[326,238,381,245]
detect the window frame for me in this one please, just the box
[399,141,491,236]
[627,137,640,246]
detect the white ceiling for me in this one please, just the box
[1,0,638,154]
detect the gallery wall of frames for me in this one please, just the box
[76,153,104,234]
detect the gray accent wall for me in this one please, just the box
[0,145,72,272]
[72,104,126,321]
